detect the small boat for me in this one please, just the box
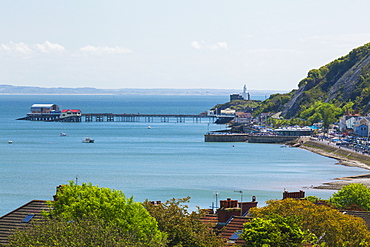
[8,140,12,144]
[82,137,94,143]
[60,132,67,136]
[147,126,151,129]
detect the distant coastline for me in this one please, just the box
[0,84,286,96]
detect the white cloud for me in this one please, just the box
[79,45,133,55]
[0,41,133,57]
[0,41,33,56]
[191,41,228,50]
[191,41,202,49]
[0,41,65,57]
[35,41,65,53]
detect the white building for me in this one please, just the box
[242,85,250,100]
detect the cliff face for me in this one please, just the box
[281,43,370,118]
[326,55,370,102]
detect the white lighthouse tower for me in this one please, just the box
[242,84,250,100]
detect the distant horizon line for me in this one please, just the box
[0,84,288,96]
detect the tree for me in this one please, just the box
[43,181,166,246]
[9,216,151,246]
[143,197,224,247]
[342,101,355,115]
[329,183,370,211]
[247,198,370,246]
[299,101,342,128]
[242,215,315,247]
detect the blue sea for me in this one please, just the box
[0,95,368,215]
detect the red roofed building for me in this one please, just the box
[60,109,82,118]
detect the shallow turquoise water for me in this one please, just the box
[0,95,367,215]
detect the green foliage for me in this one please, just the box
[329,183,370,211]
[342,101,355,115]
[305,196,322,203]
[242,214,314,247]
[248,198,370,246]
[8,216,159,247]
[213,99,261,112]
[266,117,311,128]
[44,181,166,246]
[299,101,343,128]
[143,197,223,247]
[254,92,293,115]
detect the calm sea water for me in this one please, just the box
[0,95,367,215]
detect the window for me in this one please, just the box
[22,214,35,223]
[229,230,242,240]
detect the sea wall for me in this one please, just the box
[248,135,298,143]
[204,134,248,142]
[302,140,370,166]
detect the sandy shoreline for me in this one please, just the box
[299,141,370,190]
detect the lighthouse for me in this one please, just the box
[242,85,250,100]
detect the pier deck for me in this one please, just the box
[18,113,224,123]
[81,113,217,123]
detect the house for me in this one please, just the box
[220,108,236,116]
[60,109,82,118]
[0,200,49,245]
[30,104,60,114]
[199,197,257,246]
[354,118,370,137]
[222,216,252,246]
[283,190,305,199]
[234,112,253,124]
[346,116,362,132]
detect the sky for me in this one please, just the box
[0,1,369,91]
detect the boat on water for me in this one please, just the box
[60,132,67,136]
[82,137,94,143]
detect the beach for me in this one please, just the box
[300,139,370,190]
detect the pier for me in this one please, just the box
[17,103,236,123]
[18,113,230,123]
[80,113,218,123]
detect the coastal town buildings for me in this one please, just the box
[340,115,370,137]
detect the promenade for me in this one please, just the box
[313,138,370,157]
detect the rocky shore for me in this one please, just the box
[299,139,370,190]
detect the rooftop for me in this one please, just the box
[0,200,49,245]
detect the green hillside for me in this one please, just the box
[257,42,370,118]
